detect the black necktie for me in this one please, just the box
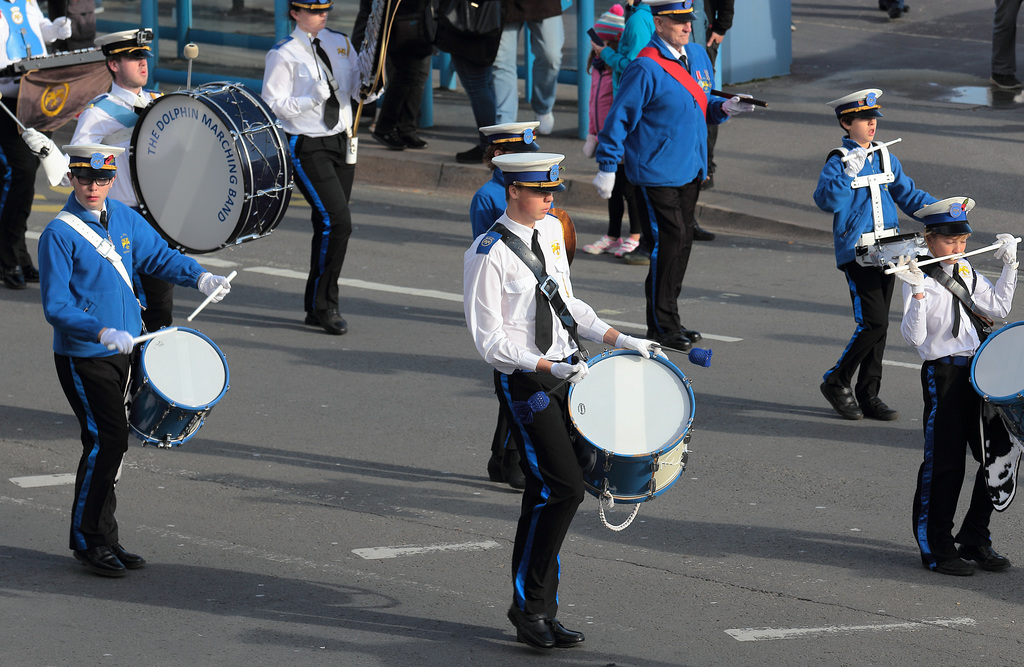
[99,210,107,229]
[951,262,968,337]
[312,38,341,129]
[679,53,689,72]
[532,230,553,354]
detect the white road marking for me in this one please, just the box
[884,359,922,369]
[725,617,975,642]
[9,473,77,488]
[352,540,501,560]
[193,256,239,268]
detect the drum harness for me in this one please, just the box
[491,222,664,531]
[919,260,994,342]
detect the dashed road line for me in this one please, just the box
[352,540,502,560]
[10,473,77,488]
[725,617,975,642]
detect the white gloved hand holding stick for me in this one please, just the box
[551,361,590,384]
[994,233,1019,269]
[889,255,926,295]
[843,146,867,178]
[616,334,661,358]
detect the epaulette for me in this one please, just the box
[477,230,502,254]
[272,36,293,50]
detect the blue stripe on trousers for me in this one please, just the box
[288,135,332,299]
[68,358,102,551]
[824,268,867,383]
[916,364,940,568]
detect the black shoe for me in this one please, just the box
[401,134,428,150]
[311,309,348,335]
[2,265,26,289]
[501,448,526,490]
[700,174,714,191]
[110,543,146,569]
[933,557,974,576]
[888,6,902,18]
[680,327,702,343]
[958,544,1011,571]
[456,144,485,164]
[549,619,585,647]
[861,397,899,421]
[654,332,692,353]
[508,606,555,649]
[73,545,128,577]
[879,1,909,10]
[621,248,650,266]
[990,73,1023,90]
[21,264,39,282]
[692,224,716,242]
[820,382,864,420]
[372,129,406,151]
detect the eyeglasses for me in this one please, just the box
[73,175,112,186]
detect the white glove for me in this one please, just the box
[722,94,756,116]
[551,361,590,384]
[994,233,1019,268]
[843,146,867,178]
[311,79,332,105]
[197,272,231,302]
[43,16,73,42]
[615,334,661,359]
[889,255,925,295]
[593,170,615,199]
[361,87,383,104]
[582,133,598,158]
[21,128,57,157]
[100,328,135,354]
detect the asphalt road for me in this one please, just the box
[3,177,1024,666]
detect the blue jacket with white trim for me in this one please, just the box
[596,36,728,187]
[39,195,206,358]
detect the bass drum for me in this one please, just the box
[130,82,292,253]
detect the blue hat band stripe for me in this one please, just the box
[923,213,967,225]
[502,169,559,186]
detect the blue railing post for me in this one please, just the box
[176,0,192,57]
[275,0,292,42]
[141,0,158,88]
[523,26,532,106]
[576,0,593,140]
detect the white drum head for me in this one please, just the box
[570,354,692,456]
[141,329,227,408]
[973,323,1024,400]
[133,95,243,251]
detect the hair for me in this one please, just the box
[924,230,970,241]
[587,38,620,73]
[485,142,536,170]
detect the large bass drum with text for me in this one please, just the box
[130,82,292,253]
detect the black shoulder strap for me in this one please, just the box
[920,260,994,336]
[491,222,587,358]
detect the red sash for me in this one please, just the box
[637,46,708,116]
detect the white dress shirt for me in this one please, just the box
[261,26,360,138]
[71,83,161,207]
[464,212,612,374]
[900,259,1017,360]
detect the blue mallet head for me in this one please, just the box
[511,391,551,425]
[688,347,712,367]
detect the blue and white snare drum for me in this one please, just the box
[130,82,292,253]
[569,350,695,508]
[971,321,1024,441]
[129,328,229,447]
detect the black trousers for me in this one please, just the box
[913,359,1006,568]
[823,261,895,403]
[289,134,355,314]
[636,180,700,336]
[608,164,641,239]
[0,98,39,272]
[55,353,132,551]
[495,369,584,618]
[375,15,432,137]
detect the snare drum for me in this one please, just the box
[130,83,292,253]
[971,321,1024,440]
[129,328,229,447]
[855,232,926,268]
[569,349,695,504]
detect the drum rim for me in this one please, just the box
[568,348,695,459]
[137,326,230,410]
[129,82,288,254]
[970,320,1024,403]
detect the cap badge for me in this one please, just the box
[548,164,559,181]
[865,92,877,106]
[949,202,964,218]
[90,153,105,169]
[523,128,534,144]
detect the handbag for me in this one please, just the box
[433,0,502,67]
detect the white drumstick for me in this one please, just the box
[187,270,236,322]
[884,238,1022,274]
[841,137,902,163]
[133,326,179,346]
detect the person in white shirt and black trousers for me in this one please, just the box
[894,197,1018,576]
[464,152,659,649]
[263,0,371,335]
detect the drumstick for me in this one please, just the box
[709,89,768,107]
[132,327,179,346]
[0,91,29,132]
[841,137,902,163]
[884,238,1022,275]
[307,33,323,81]
[183,43,198,89]
[187,270,236,322]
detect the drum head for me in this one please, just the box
[140,329,228,409]
[570,352,693,456]
[972,322,1024,402]
[131,89,247,252]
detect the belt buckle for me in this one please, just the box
[96,239,115,256]
[539,276,559,299]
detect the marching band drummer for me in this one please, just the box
[39,144,232,577]
[814,88,936,421]
[891,198,1018,576]
[70,28,178,332]
[0,0,71,288]
[262,0,374,335]
[463,153,659,649]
